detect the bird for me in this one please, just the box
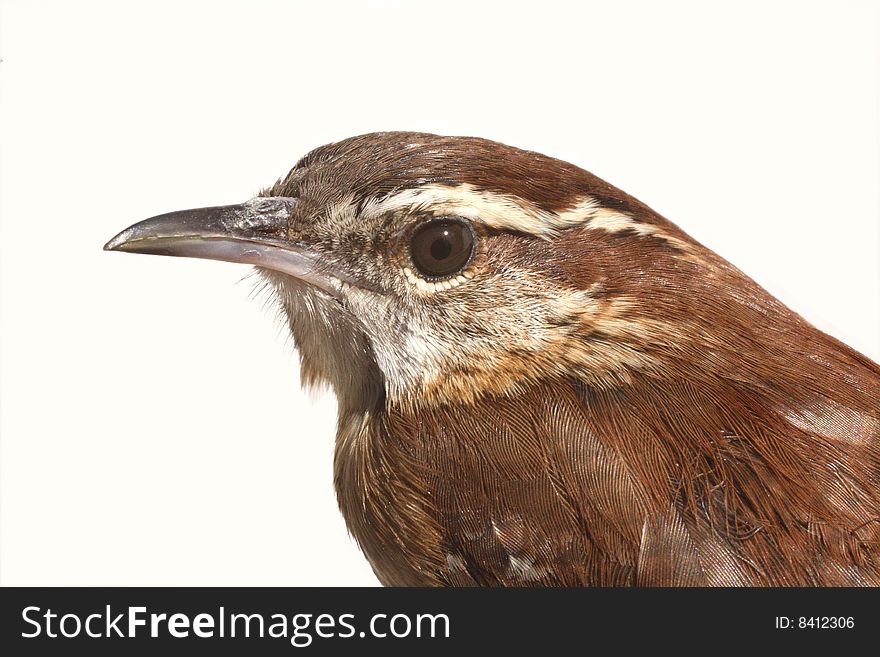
[105,132,880,586]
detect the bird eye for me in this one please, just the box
[408,218,476,280]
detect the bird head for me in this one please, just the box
[107,133,682,414]
[104,132,821,416]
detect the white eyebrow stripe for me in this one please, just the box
[581,207,696,251]
[359,182,695,254]
[360,183,601,237]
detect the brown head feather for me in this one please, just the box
[272,132,660,220]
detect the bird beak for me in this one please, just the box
[104,197,354,295]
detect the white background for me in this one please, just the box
[1,0,878,586]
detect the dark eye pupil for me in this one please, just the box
[430,235,453,261]
[409,219,475,280]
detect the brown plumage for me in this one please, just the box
[106,132,880,586]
